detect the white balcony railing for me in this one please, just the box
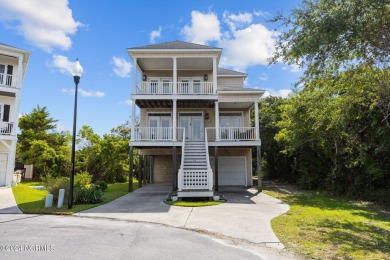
[137,82,173,94]
[0,73,17,88]
[133,127,184,141]
[135,82,214,95]
[177,82,214,94]
[0,122,14,135]
[206,127,258,141]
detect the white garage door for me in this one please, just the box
[0,153,8,186]
[210,157,246,186]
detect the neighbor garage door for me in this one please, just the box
[210,157,246,186]
[0,153,8,186]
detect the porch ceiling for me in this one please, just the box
[137,57,213,71]
[135,99,215,108]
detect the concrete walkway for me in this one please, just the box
[78,184,289,249]
[0,187,22,214]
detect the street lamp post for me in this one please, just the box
[68,60,83,209]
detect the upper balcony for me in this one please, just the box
[0,73,18,88]
[136,81,214,95]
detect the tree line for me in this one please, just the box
[17,106,135,183]
[259,0,389,203]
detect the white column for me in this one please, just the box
[215,101,219,141]
[17,55,24,89]
[212,57,217,94]
[7,140,17,186]
[131,100,136,141]
[173,57,177,94]
[255,102,259,140]
[132,57,137,94]
[173,99,177,141]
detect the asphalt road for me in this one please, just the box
[0,214,266,260]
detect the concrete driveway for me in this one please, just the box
[77,184,289,250]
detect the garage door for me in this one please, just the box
[0,153,8,186]
[210,157,246,186]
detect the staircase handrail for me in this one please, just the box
[180,128,185,171]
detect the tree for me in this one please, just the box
[270,0,390,123]
[18,106,71,178]
[257,97,294,181]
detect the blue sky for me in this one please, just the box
[0,0,301,135]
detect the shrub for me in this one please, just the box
[43,175,69,202]
[74,172,92,188]
[74,187,104,204]
[94,180,108,191]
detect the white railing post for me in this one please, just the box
[173,99,177,141]
[213,57,217,94]
[215,101,219,141]
[173,57,177,94]
[255,102,259,140]
[131,100,136,141]
[178,128,185,191]
[132,57,137,94]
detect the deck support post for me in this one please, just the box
[138,155,143,188]
[214,146,219,191]
[143,155,147,186]
[151,156,154,183]
[257,145,262,191]
[172,146,177,191]
[129,146,134,192]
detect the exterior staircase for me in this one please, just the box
[177,140,214,198]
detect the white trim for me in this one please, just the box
[218,90,265,94]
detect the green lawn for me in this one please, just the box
[12,180,139,215]
[263,185,390,260]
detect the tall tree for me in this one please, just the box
[270,0,390,123]
[17,106,71,178]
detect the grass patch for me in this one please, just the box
[12,180,138,215]
[164,199,224,207]
[263,185,390,260]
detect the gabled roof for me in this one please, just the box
[128,40,221,50]
[217,68,247,77]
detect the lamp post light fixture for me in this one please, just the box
[68,59,83,209]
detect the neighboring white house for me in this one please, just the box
[127,41,263,198]
[0,43,30,187]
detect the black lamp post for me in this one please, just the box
[68,59,83,209]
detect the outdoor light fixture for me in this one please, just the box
[204,74,208,81]
[143,74,147,81]
[68,59,83,209]
[205,113,209,120]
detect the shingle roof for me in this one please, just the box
[128,40,221,50]
[0,42,21,50]
[217,68,247,76]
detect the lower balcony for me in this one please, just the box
[131,127,261,147]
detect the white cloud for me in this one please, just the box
[259,73,268,81]
[0,0,82,52]
[112,56,132,78]
[262,89,292,98]
[182,11,221,44]
[253,10,269,17]
[51,55,75,75]
[282,64,301,73]
[149,26,162,44]
[219,23,279,71]
[124,99,132,106]
[56,124,67,132]
[223,11,253,32]
[61,88,105,98]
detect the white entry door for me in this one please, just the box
[179,115,203,141]
[0,153,8,186]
